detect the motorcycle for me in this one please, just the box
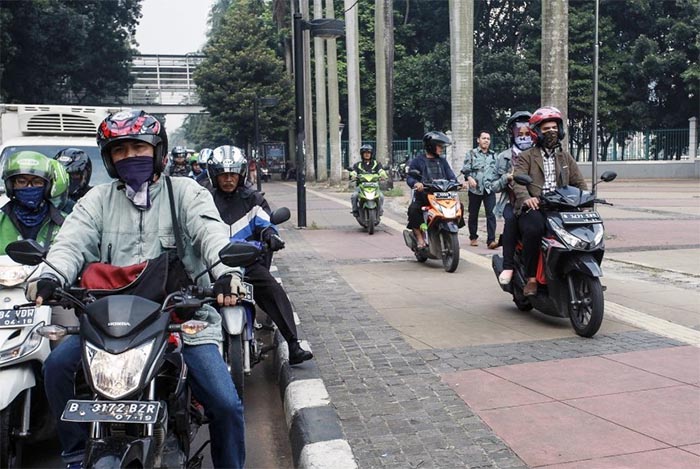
[5,239,259,468]
[259,166,271,183]
[350,171,384,235]
[402,171,464,273]
[491,171,617,337]
[221,207,290,401]
[0,256,53,468]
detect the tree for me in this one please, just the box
[449,0,473,171]
[190,0,293,149]
[541,0,569,148]
[1,0,142,104]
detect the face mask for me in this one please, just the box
[14,186,46,210]
[514,135,533,151]
[114,156,154,209]
[13,187,49,227]
[542,131,559,149]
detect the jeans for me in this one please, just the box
[501,204,518,270]
[468,191,497,243]
[518,208,547,277]
[44,336,245,468]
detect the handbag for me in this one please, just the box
[79,177,192,302]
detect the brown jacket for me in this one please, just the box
[513,146,587,214]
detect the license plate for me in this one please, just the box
[0,307,35,328]
[560,211,602,224]
[62,400,161,424]
[240,282,254,302]
[362,182,379,188]
[434,192,453,199]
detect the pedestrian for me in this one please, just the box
[248,158,257,185]
[462,130,499,248]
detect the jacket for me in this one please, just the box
[0,202,65,254]
[491,147,518,217]
[406,153,458,189]
[351,160,387,177]
[513,146,588,215]
[212,185,276,242]
[39,176,241,345]
[461,148,498,195]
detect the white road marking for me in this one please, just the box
[299,439,358,469]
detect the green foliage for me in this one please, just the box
[189,0,293,149]
[0,0,141,104]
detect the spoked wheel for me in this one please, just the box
[0,405,21,469]
[367,209,376,235]
[568,272,604,337]
[226,334,245,401]
[441,231,460,272]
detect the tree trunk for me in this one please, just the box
[448,0,474,174]
[541,0,568,149]
[314,0,328,181]
[375,0,394,169]
[326,0,342,184]
[301,0,315,180]
[285,5,295,174]
[344,0,362,167]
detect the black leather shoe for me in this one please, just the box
[289,340,313,365]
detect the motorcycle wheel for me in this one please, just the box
[367,210,376,235]
[513,295,533,311]
[441,231,460,272]
[0,406,21,469]
[568,272,604,337]
[226,335,245,401]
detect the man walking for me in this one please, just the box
[462,130,499,248]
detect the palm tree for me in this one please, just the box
[374,0,394,169]
[448,0,474,173]
[326,0,342,184]
[344,0,362,167]
[541,0,569,147]
[314,0,328,181]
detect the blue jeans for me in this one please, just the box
[44,336,245,468]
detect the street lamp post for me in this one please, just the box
[293,10,345,227]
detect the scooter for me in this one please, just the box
[402,173,464,273]
[350,172,384,235]
[5,239,259,468]
[491,171,617,337]
[0,256,53,468]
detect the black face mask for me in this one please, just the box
[542,131,559,149]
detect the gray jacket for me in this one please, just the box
[41,176,241,345]
[492,147,517,217]
[461,148,498,195]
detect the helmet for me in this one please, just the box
[171,146,187,160]
[529,106,566,144]
[506,111,532,133]
[54,148,92,196]
[189,153,199,166]
[97,109,168,178]
[423,131,451,155]
[1,151,53,199]
[198,148,213,168]
[359,144,373,157]
[48,159,70,209]
[207,145,248,189]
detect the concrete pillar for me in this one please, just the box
[689,117,698,159]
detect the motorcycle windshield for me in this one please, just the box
[86,295,161,339]
[545,186,595,208]
[359,173,380,183]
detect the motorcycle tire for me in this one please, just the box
[367,210,376,235]
[0,406,20,469]
[226,335,245,401]
[568,272,604,338]
[441,231,460,273]
[512,295,533,311]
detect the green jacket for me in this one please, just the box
[0,203,65,255]
[461,148,498,195]
[40,176,242,346]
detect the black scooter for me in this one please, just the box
[492,171,616,337]
[5,240,259,469]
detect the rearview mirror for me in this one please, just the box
[218,242,261,268]
[270,207,291,225]
[600,171,617,182]
[513,174,533,186]
[5,239,48,266]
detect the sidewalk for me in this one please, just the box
[264,180,700,468]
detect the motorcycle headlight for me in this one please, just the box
[85,339,154,400]
[0,265,33,287]
[0,322,45,365]
[549,220,587,249]
[438,204,456,218]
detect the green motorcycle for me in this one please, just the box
[351,172,384,235]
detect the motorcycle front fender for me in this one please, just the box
[364,200,377,209]
[221,306,246,335]
[563,254,603,277]
[438,221,459,233]
[0,365,35,410]
[85,437,155,469]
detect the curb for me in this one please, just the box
[269,266,357,469]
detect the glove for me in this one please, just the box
[26,275,61,306]
[267,234,286,252]
[213,274,243,306]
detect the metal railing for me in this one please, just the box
[125,54,205,106]
[570,128,691,162]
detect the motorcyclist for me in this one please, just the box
[350,144,388,217]
[197,148,214,190]
[0,151,68,254]
[27,110,246,469]
[168,145,189,177]
[188,152,206,181]
[207,145,313,365]
[513,106,587,296]
[491,111,533,285]
[53,148,93,203]
[406,132,468,250]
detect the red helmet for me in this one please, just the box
[529,106,566,144]
[97,110,168,178]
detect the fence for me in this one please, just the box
[570,128,690,162]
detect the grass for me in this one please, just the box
[383,187,404,197]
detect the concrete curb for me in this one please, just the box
[270,266,357,469]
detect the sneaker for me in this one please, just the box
[289,340,313,365]
[523,278,538,296]
[498,269,513,285]
[470,239,478,247]
[487,241,498,250]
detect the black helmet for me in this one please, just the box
[423,131,451,155]
[171,146,187,160]
[97,110,168,178]
[207,145,248,189]
[54,148,92,196]
[360,144,373,157]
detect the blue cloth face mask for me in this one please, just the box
[514,135,533,151]
[13,187,48,227]
[114,156,155,209]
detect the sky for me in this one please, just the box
[134,0,216,132]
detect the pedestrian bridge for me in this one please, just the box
[123,54,206,114]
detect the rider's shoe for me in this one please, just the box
[351,210,359,217]
[499,269,513,285]
[523,278,538,296]
[289,340,313,365]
